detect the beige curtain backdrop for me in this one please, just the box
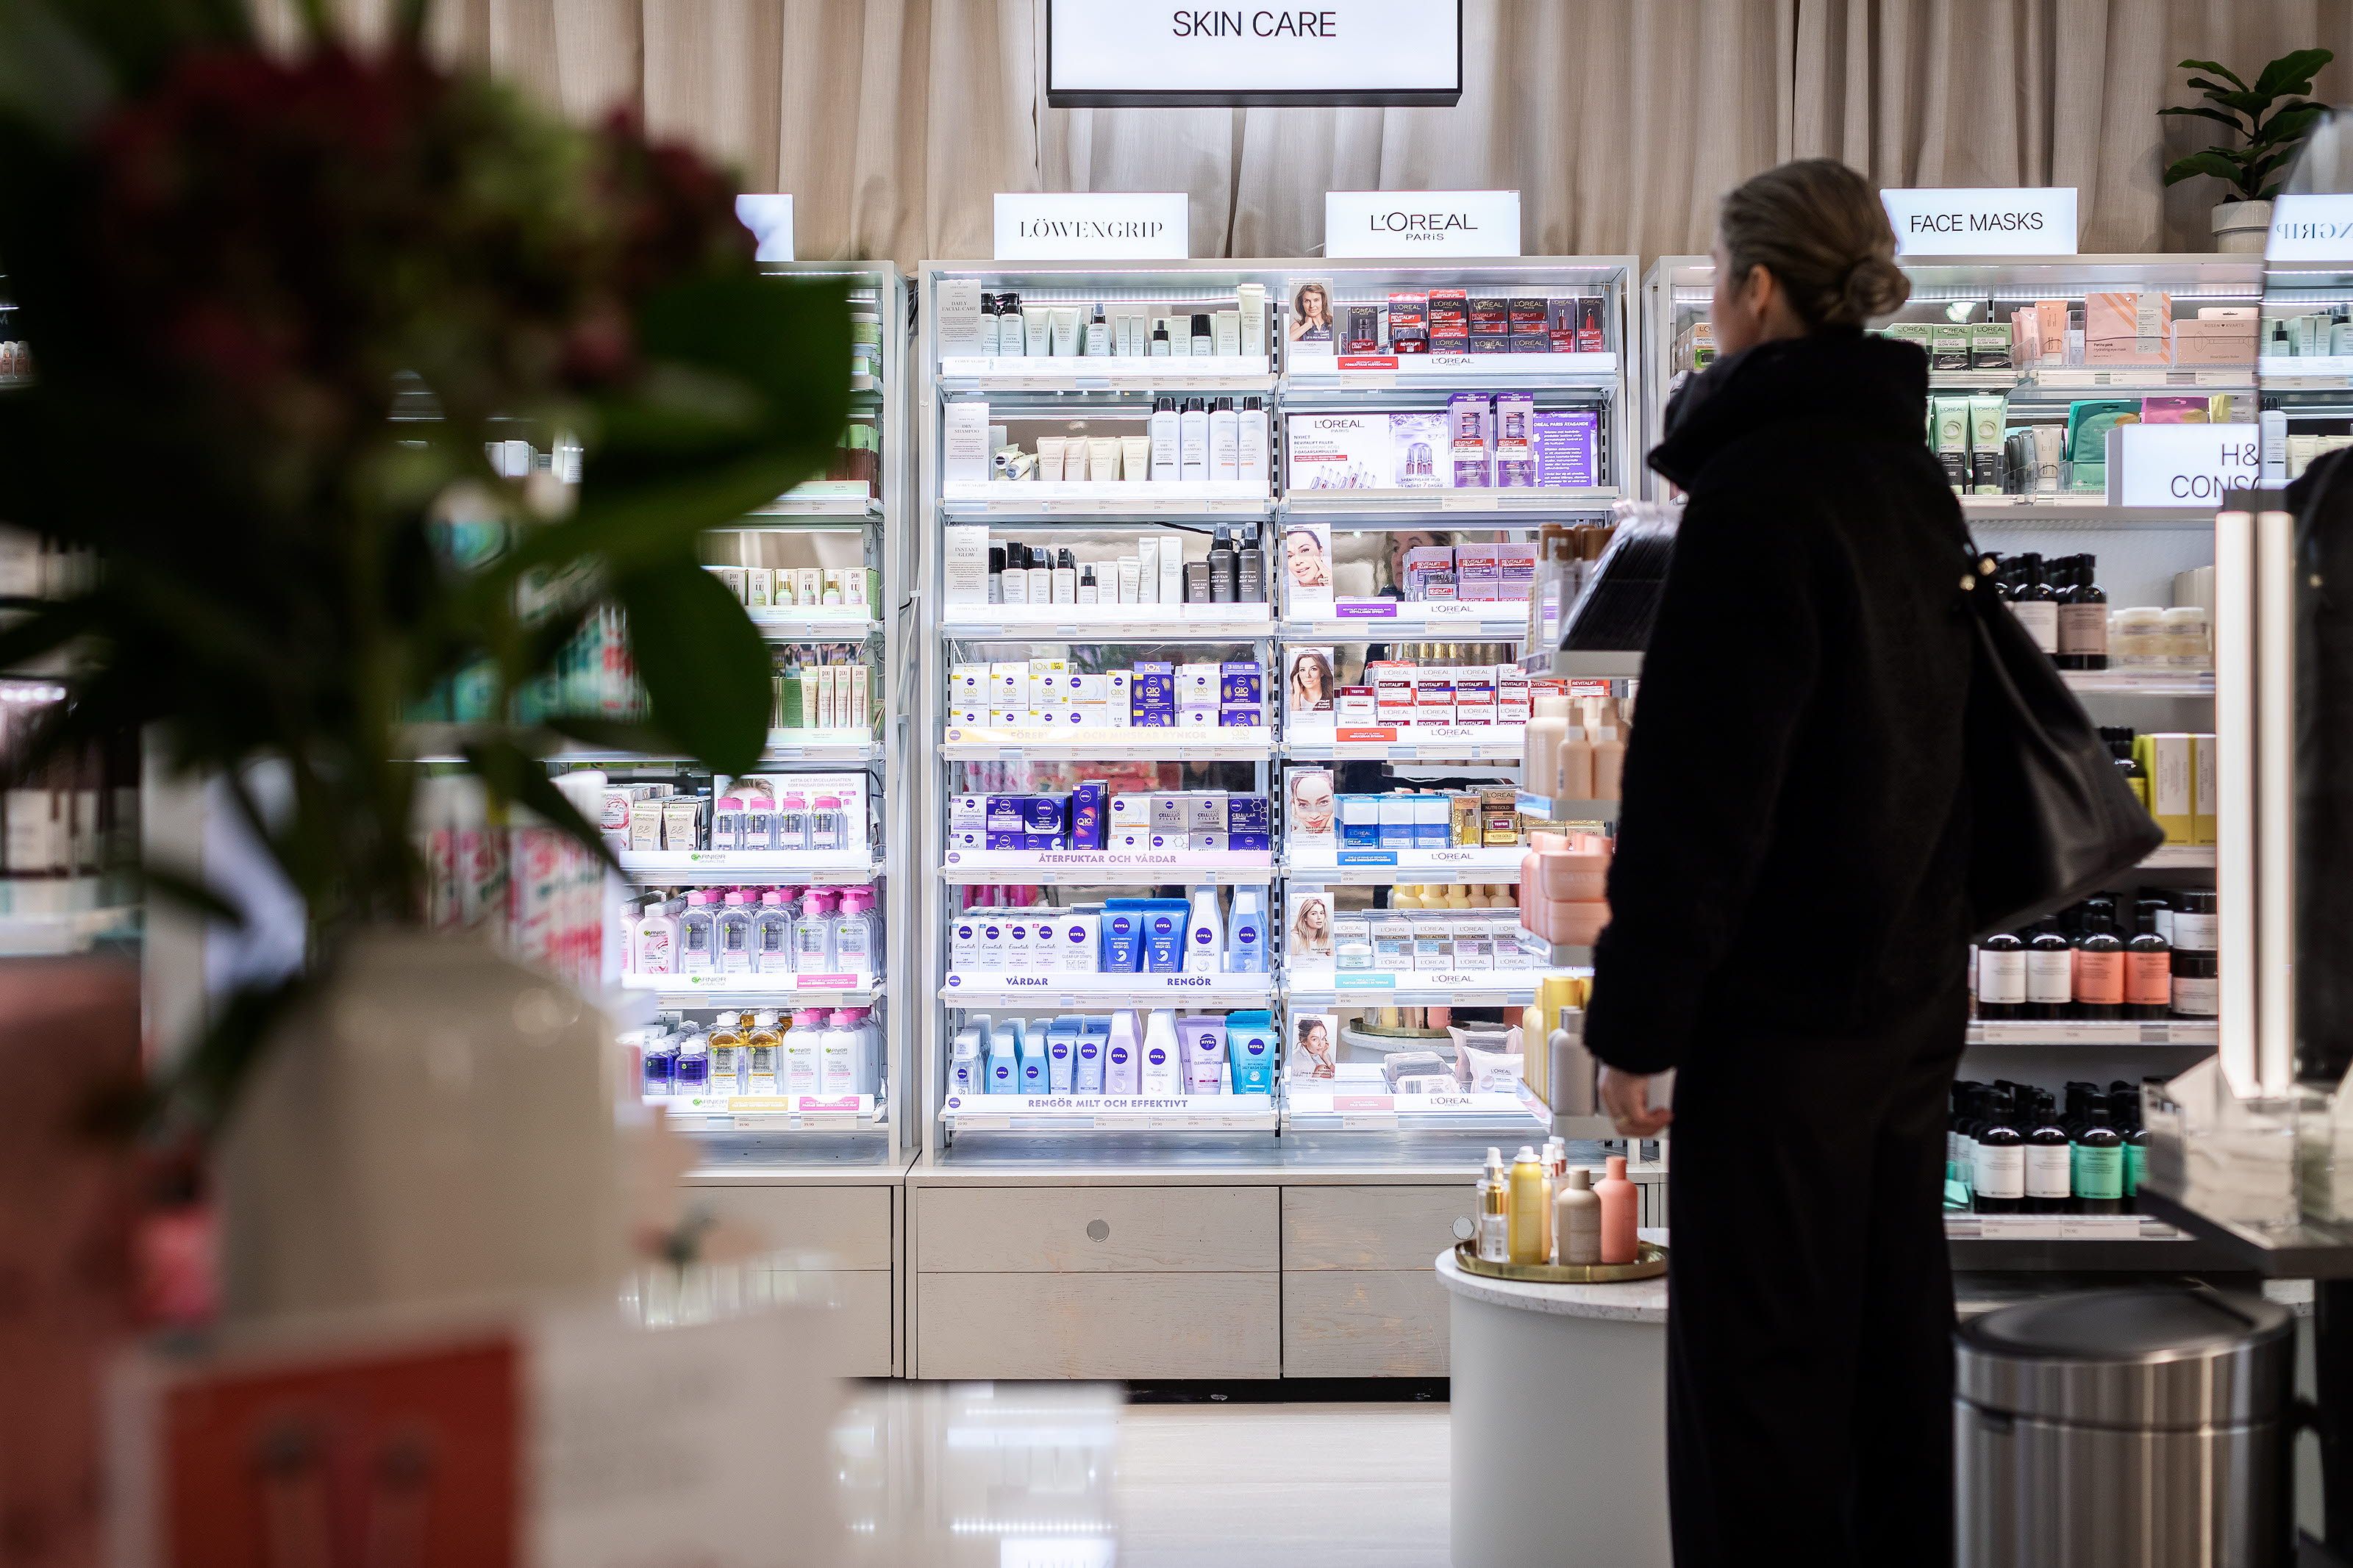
[267,0,2353,263]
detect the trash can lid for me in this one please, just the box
[1955,1286,2295,1429]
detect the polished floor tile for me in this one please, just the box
[1115,1403,1451,1567]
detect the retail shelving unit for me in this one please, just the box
[638,263,915,1377]
[1639,253,2259,1272]
[907,257,1640,1382]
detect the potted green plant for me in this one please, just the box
[0,3,851,1316]
[2162,49,2335,251]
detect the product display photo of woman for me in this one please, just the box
[1290,1014,1338,1079]
[1288,890,1332,959]
[1287,647,1335,715]
[1288,279,1334,345]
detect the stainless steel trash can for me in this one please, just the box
[1956,1286,2296,1567]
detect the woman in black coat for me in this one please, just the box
[1584,159,1974,1567]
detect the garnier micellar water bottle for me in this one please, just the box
[795,887,839,972]
[832,886,879,976]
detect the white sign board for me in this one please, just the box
[1046,0,1462,107]
[2267,194,2353,260]
[733,194,793,262]
[1880,187,2079,255]
[1324,190,1521,257]
[2107,423,2261,508]
[993,192,1190,259]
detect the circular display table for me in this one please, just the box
[1435,1231,1671,1568]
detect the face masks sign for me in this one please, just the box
[1044,0,1463,107]
[1879,187,2079,257]
[993,193,1192,260]
[1324,190,1521,258]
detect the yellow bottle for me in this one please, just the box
[705,1013,745,1098]
[1507,1145,1550,1264]
[1392,883,1424,910]
[1443,883,1472,909]
[744,1009,783,1095]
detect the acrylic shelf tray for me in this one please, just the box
[1287,971,1540,1008]
[940,479,1274,520]
[1285,724,1527,762]
[940,971,1276,1008]
[613,851,876,885]
[935,356,1275,395]
[1449,1238,1666,1285]
[1285,846,1526,884]
[939,724,1273,762]
[1285,600,1533,639]
[940,605,1272,642]
[1282,350,1620,395]
[939,1091,1278,1134]
[939,848,1274,886]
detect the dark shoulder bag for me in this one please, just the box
[1959,545,2165,938]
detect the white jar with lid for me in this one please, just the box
[2110,607,2165,669]
[2160,606,2211,670]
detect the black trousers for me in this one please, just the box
[1663,987,1967,1568]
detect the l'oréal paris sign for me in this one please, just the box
[1324,190,1521,257]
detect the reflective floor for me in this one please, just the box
[833,1386,1450,1567]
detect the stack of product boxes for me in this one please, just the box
[949,787,1271,856]
[951,658,1266,728]
[1287,404,1596,491]
[1335,290,1606,355]
[947,887,1268,978]
[706,562,877,615]
[1290,658,1531,727]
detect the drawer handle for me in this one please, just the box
[1086,1220,1110,1242]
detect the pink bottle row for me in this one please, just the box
[624,884,882,978]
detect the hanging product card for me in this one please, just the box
[2267,194,2353,259]
[2106,423,2260,507]
[993,193,1190,259]
[732,194,794,262]
[1879,187,2079,256]
[1045,0,1463,107]
[935,278,986,356]
[1324,190,1522,257]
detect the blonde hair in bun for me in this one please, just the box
[1719,159,1911,329]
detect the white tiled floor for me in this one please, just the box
[1115,1402,1451,1567]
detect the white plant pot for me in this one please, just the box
[218,930,623,1320]
[2213,199,2274,254]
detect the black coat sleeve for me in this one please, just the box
[1582,495,1823,1074]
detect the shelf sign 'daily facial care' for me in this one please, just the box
[1879,187,2079,257]
[1324,190,1521,258]
[1045,0,1463,107]
[993,193,1191,260]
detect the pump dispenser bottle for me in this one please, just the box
[1149,397,1180,480]
[1555,1167,1602,1264]
[1185,886,1225,973]
[1208,397,1240,480]
[1179,398,1210,480]
[1104,1009,1141,1093]
[1238,396,1271,490]
[1140,1010,1182,1093]
[1596,1153,1639,1264]
[1477,1149,1510,1262]
[1507,1145,1550,1265]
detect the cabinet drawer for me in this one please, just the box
[793,1268,894,1377]
[681,1182,893,1271]
[915,1186,1277,1274]
[1282,1185,1470,1271]
[1282,1270,1449,1378]
[916,1271,1278,1379]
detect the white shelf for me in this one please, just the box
[740,492,881,522]
[2260,355,2353,388]
[1926,369,2021,392]
[746,612,881,640]
[2063,669,2213,697]
[940,848,1274,886]
[615,851,875,884]
[2141,843,2217,869]
[1282,350,1620,393]
[1285,487,1618,524]
[941,971,1276,1007]
[1287,970,1540,1007]
[941,479,1273,520]
[940,1091,1278,1134]
[940,723,1273,762]
[1286,600,1532,639]
[1285,723,1527,762]
[619,972,878,1005]
[757,734,883,765]
[1286,846,1524,885]
[1282,1086,1549,1134]
[937,355,1274,394]
[1944,1214,2185,1242]
[655,1092,882,1132]
[1518,937,1593,967]
[1967,1020,2218,1046]
[941,605,1273,642]
[2015,366,2254,394]
[1518,648,1643,677]
[1513,790,1618,823]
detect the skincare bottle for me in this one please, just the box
[1555,716,1594,801]
[1507,1145,1550,1265]
[1118,558,1140,603]
[1150,321,1172,356]
[1238,397,1270,491]
[1227,887,1268,973]
[679,889,718,974]
[1595,1153,1639,1264]
[1208,526,1238,603]
[2073,1107,2126,1214]
[1026,541,1052,603]
[1237,282,1268,357]
[988,545,1006,603]
[1024,305,1051,357]
[2073,902,2125,1021]
[819,1009,860,1095]
[715,889,755,975]
[1140,1010,1182,1094]
[1974,928,2025,1019]
[1179,398,1210,480]
[1046,1015,1079,1094]
[1555,1167,1602,1264]
[2057,555,2109,671]
[632,897,680,975]
[1085,304,1110,357]
[2024,1089,2074,1214]
[978,294,1001,356]
[1972,1094,2025,1214]
[2125,906,2172,1021]
[784,1008,825,1096]
[744,1012,782,1095]
[1476,1148,1510,1263]
[1590,701,1626,799]
[1104,1009,1141,1094]
[996,294,1024,356]
[1053,548,1079,604]
[1190,312,1213,357]
[1051,305,1081,357]
[1523,694,1569,803]
[706,1014,744,1096]
[1078,565,1099,606]
[1208,397,1240,480]
[1184,885,1225,973]
[1001,542,1029,604]
[1076,1014,1110,1092]
[985,1017,1020,1094]
[1149,397,1181,481]
[2025,920,2073,1020]
[949,1023,983,1095]
[1237,527,1265,604]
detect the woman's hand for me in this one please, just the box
[1599,1066,1673,1138]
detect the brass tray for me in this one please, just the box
[1452,1238,1666,1284]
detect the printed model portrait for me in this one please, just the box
[1293,1014,1337,1080]
[1284,524,1331,593]
[1290,892,1333,959]
[1288,648,1335,713]
[1288,280,1334,343]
